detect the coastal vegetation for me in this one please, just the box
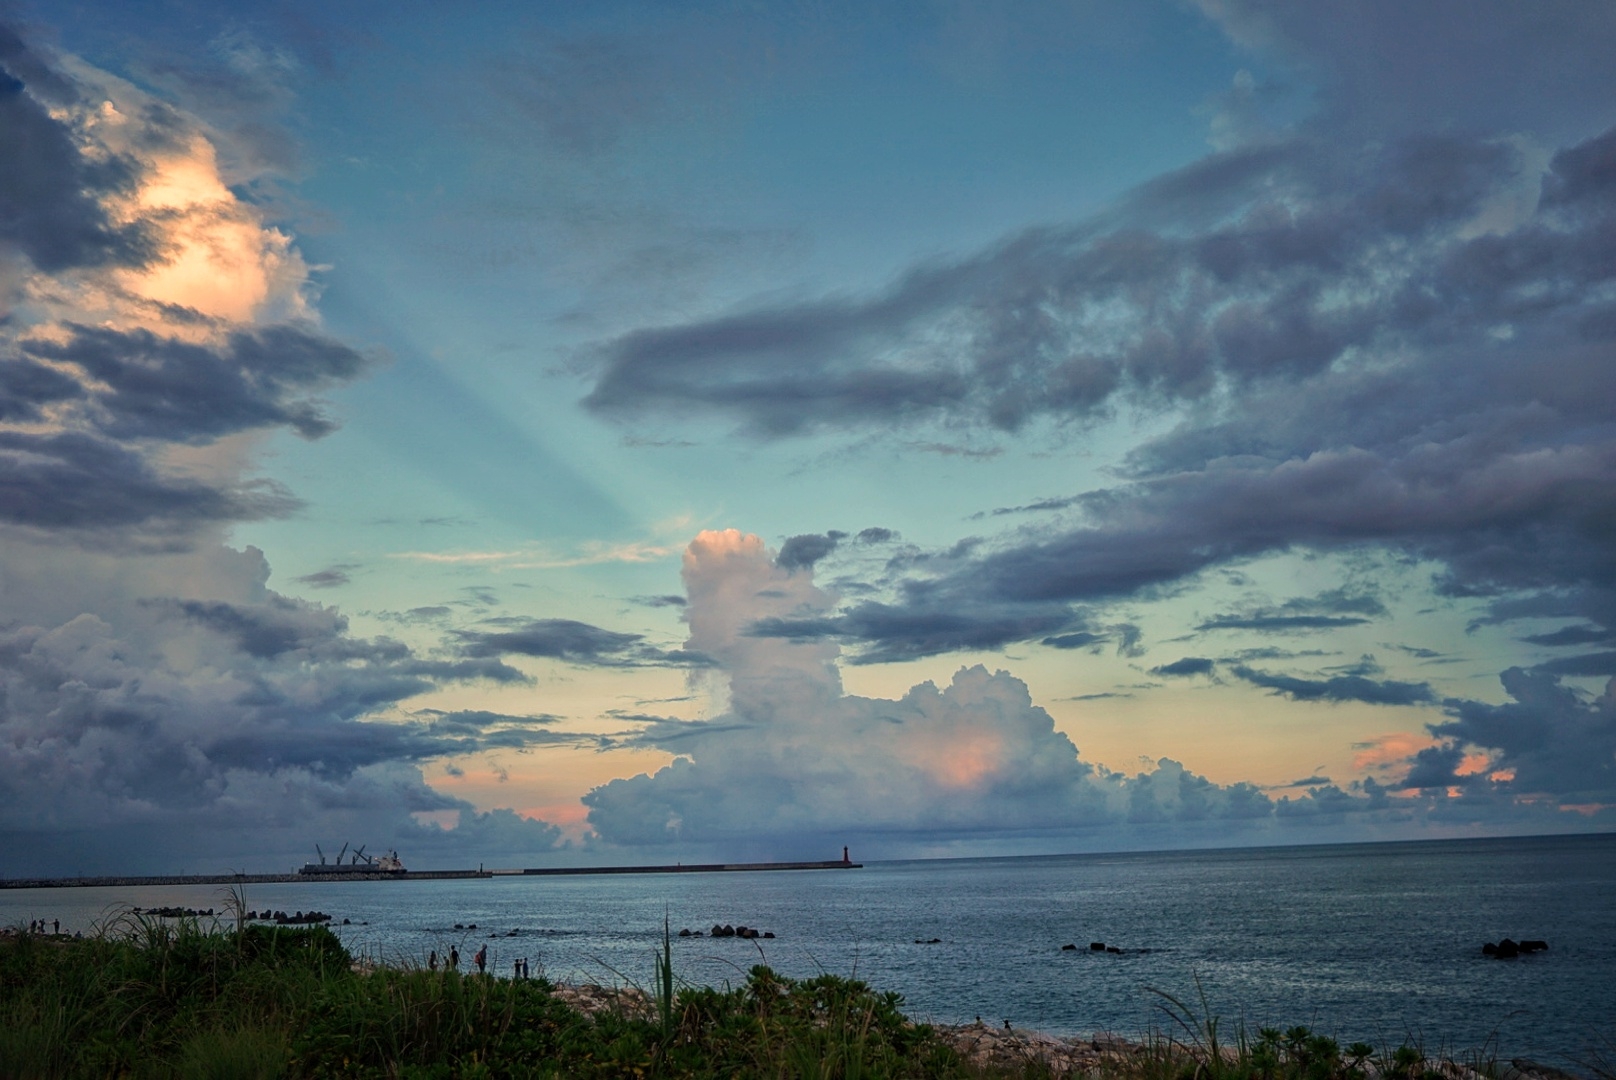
[0,913,1597,1079]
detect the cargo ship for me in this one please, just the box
[298,844,405,875]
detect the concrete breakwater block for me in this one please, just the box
[675,924,775,938]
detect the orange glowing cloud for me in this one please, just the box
[112,134,309,328]
[900,731,1006,791]
[22,69,313,342]
[1352,731,1437,771]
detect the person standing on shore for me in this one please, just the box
[474,945,486,973]
[449,946,459,971]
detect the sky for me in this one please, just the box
[2,0,1615,876]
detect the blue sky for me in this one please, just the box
[3,1,1615,874]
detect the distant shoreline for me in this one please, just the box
[0,858,862,890]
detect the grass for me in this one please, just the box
[0,915,1588,1079]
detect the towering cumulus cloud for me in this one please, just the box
[583,531,1277,856]
[0,28,560,875]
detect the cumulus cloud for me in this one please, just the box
[1427,667,1616,806]
[0,29,567,874]
[583,531,1284,854]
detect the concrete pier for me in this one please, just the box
[517,860,861,876]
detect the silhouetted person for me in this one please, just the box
[52,919,58,934]
[449,947,459,970]
[474,945,486,973]
[428,950,438,971]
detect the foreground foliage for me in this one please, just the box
[0,917,1583,1079]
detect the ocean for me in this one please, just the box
[4,833,1613,1066]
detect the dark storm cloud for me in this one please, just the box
[1428,667,1616,802]
[0,429,300,536]
[1193,1,1616,143]
[1230,664,1436,706]
[0,35,153,272]
[1399,742,1471,791]
[415,709,562,733]
[1198,589,1387,630]
[0,311,370,550]
[631,594,687,608]
[1534,652,1616,677]
[1197,614,1370,632]
[0,569,541,868]
[1151,657,1216,678]
[1522,625,1615,648]
[23,324,372,442]
[0,357,83,422]
[295,565,355,589]
[776,531,843,570]
[582,107,1616,692]
[1041,631,1105,650]
[746,600,1075,665]
[984,495,1083,518]
[584,134,1549,436]
[455,617,710,668]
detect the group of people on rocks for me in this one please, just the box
[25,918,60,934]
[425,941,527,978]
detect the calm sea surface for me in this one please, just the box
[4,834,1613,1065]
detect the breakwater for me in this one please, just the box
[514,859,860,876]
[0,859,860,891]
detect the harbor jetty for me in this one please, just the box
[0,855,861,891]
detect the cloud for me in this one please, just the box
[575,58,1616,732]
[295,565,356,589]
[1230,664,1437,706]
[1427,667,1616,805]
[1042,631,1105,650]
[0,541,551,872]
[455,617,710,669]
[0,31,362,551]
[1191,0,1616,143]
[776,531,844,571]
[1521,624,1613,647]
[1197,614,1371,633]
[0,30,566,875]
[632,594,687,608]
[1151,657,1216,678]
[1195,592,1385,633]
[0,35,153,273]
[748,600,1078,666]
[1534,652,1616,677]
[583,531,1288,854]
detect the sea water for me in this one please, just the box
[4,833,1613,1066]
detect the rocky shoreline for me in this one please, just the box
[542,981,1589,1080]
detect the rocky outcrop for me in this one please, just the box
[1482,938,1548,958]
[933,1023,1145,1074]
